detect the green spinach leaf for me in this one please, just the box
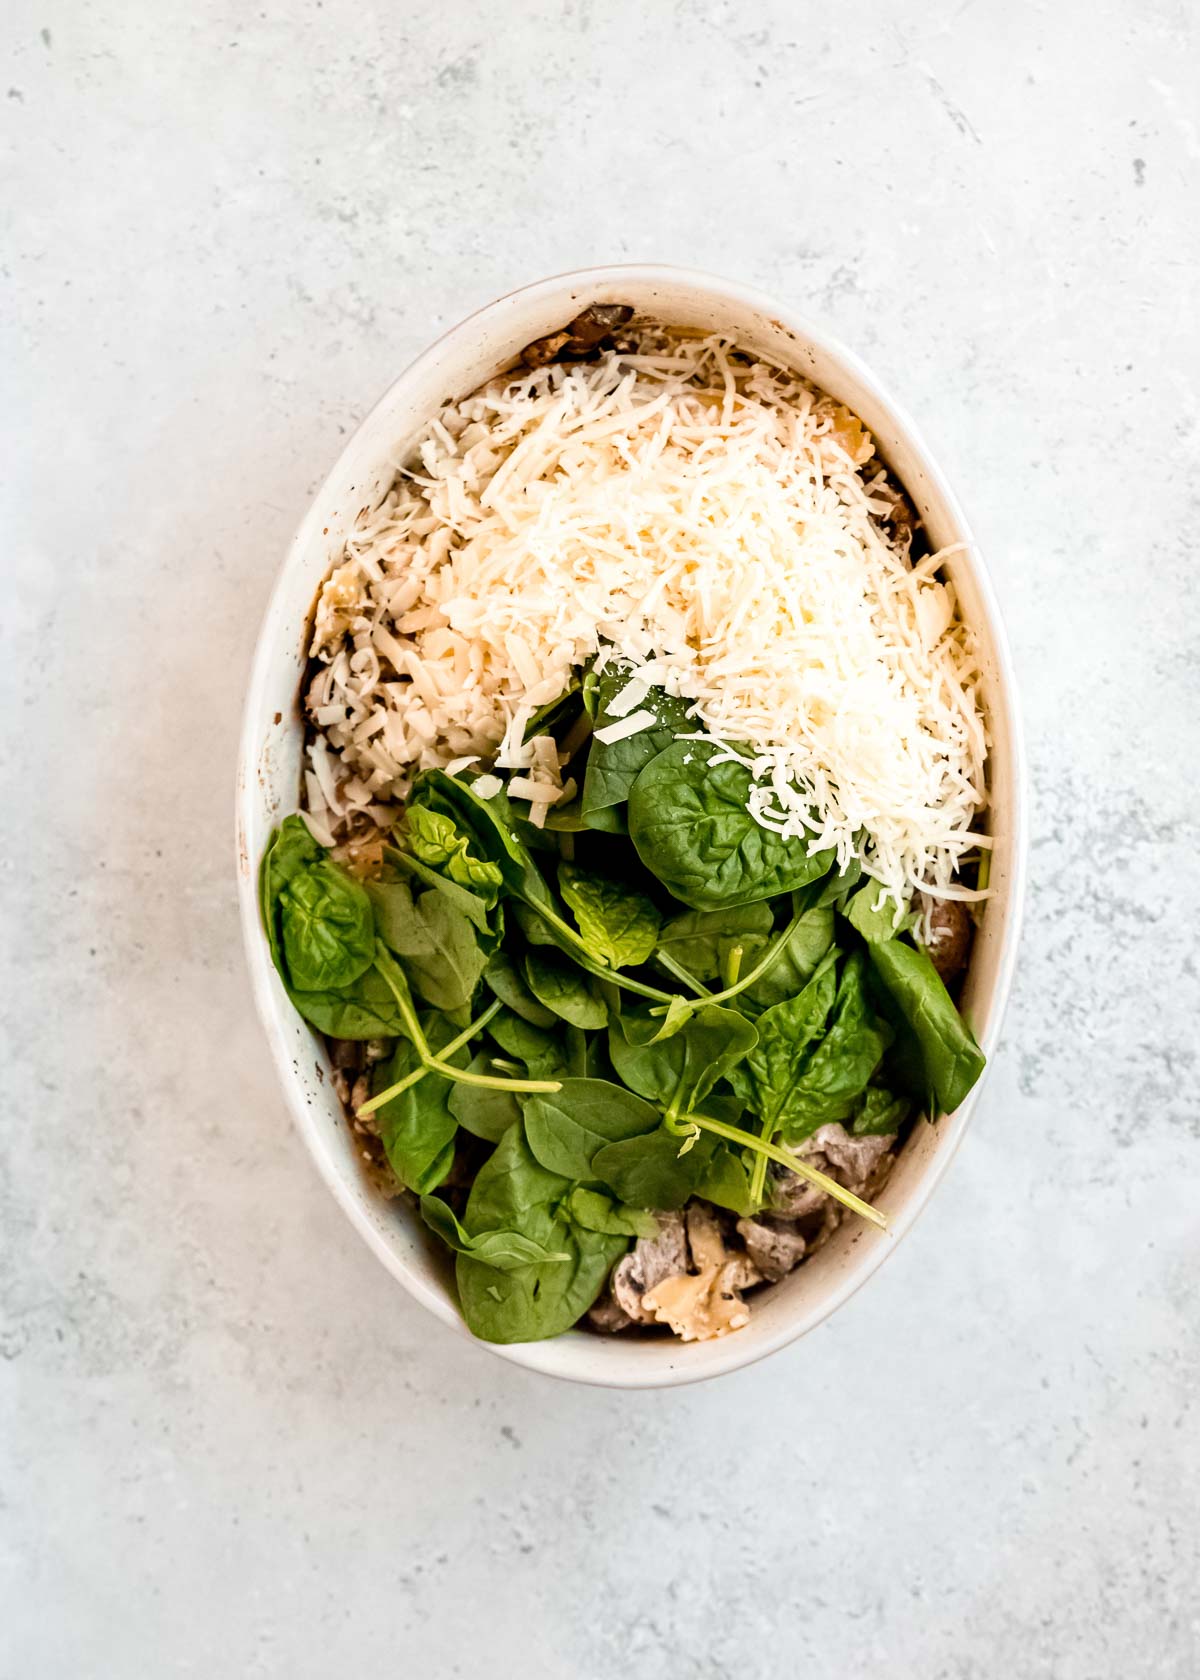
[628,741,834,909]
[843,880,914,945]
[657,902,773,981]
[776,953,892,1142]
[742,905,835,1009]
[608,1004,758,1116]
[371,1014,468,1193]
[404,804,504,904]
[736,950,840,1133]
[367,879,486,1013]
[448,1055,524,1142]
[487,1007,572,1080]
[454,1127,626,1343]
[694,1145,760,1217]
[581,672,694,823]
[419,1194,570,1270]
[852,1085,911,1137]
[867,938,985,1115]
[590,1124,718,1211]
[562,1187,659,1240]
[483,949,557,1027]
[558,862,661,968]
[523,949,608,1029]
[524,1078,659,1180]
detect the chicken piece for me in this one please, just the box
[767,1154,832,1219]
[809,1124,895,1191]
[915,891,973,988]
[607,1211,688,1326]
[735,1216,808,1282]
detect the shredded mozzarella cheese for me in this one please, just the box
[303,329,989,902]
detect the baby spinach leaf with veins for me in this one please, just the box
[581,672,694,824]
[523,949,608,1029]
[562,1188,659,1240]
[454,1126,627,1343]
[694,1145,760,1218]
[628,741,835,910]
[262,815,375,992]
[742,906,835,1010]
[487,1007,572,1080]
[419,1195,570,1270]
[590,1124,718,1211]
[260,822,406,1038]
[410,769,561,922]
[404,805,504,904]
[867,938,985,1115]
[736,950,840,1126]
[776,953,893,1142]
[558,863,661,968]
[448,1056,524,1142]
[385,843,499,941]
[371,1013,469,1194]
[279,859,375,992]
[842,880,915,945]
[524,1078,659,1181]
[484,949,557,1027]
[367,880,487,1013]
[657,902,774,981]
[608,1004,758,1116]
[851,1085,911,1137]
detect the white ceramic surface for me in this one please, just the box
[236,265,1026,1389]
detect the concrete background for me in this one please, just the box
[3,1,1198,1675]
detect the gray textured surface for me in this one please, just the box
[3,2,1199,1675]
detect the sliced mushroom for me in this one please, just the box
[915,891,973,987]
[585,1292,636,1335]
[607,1211,688,1326]
[520,303,635,368]
[735,1216,808,1282]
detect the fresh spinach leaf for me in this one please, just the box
[284,964,407,1040]
[657,902,773,981]
[591,1124,718,1211]
[419,1194,570,1270]
[843,880,914,945]
[867,938,985,1115]
[524,1078,659,1180]
[776,953,892,1142]
[736,950,840,1133]
[454,1127,626,1343]
[448,1056,524,1142]
[410,769,561,922]
[385,843,498,940]
[487,1007,572,1080]
[523,949,608,1029]
[371,1014,468,1194]
[852,1085,911,1137]
[694,1145,760,1217]
[562,1187,659,1240]
[581,672,694,824]
[559,862,661,968]
[368,880,487,1013]
[404,804,504,904]
[742,905,835,1009]
[628,741,834,909]
[608,1004,758,1116]
[278,857,375,992]
[484,949,557,1027]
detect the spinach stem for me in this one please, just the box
[723,944,744,989]
[370,946,562,1103]
[357,998,503,1116]
[678,1110,889,1231]
[649,907,803,1018]
[654,951,711,998]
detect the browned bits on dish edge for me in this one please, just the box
[520,303,635,369]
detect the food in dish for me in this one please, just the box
[260,308,989,1345]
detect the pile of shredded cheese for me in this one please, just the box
[303,329,989,904]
